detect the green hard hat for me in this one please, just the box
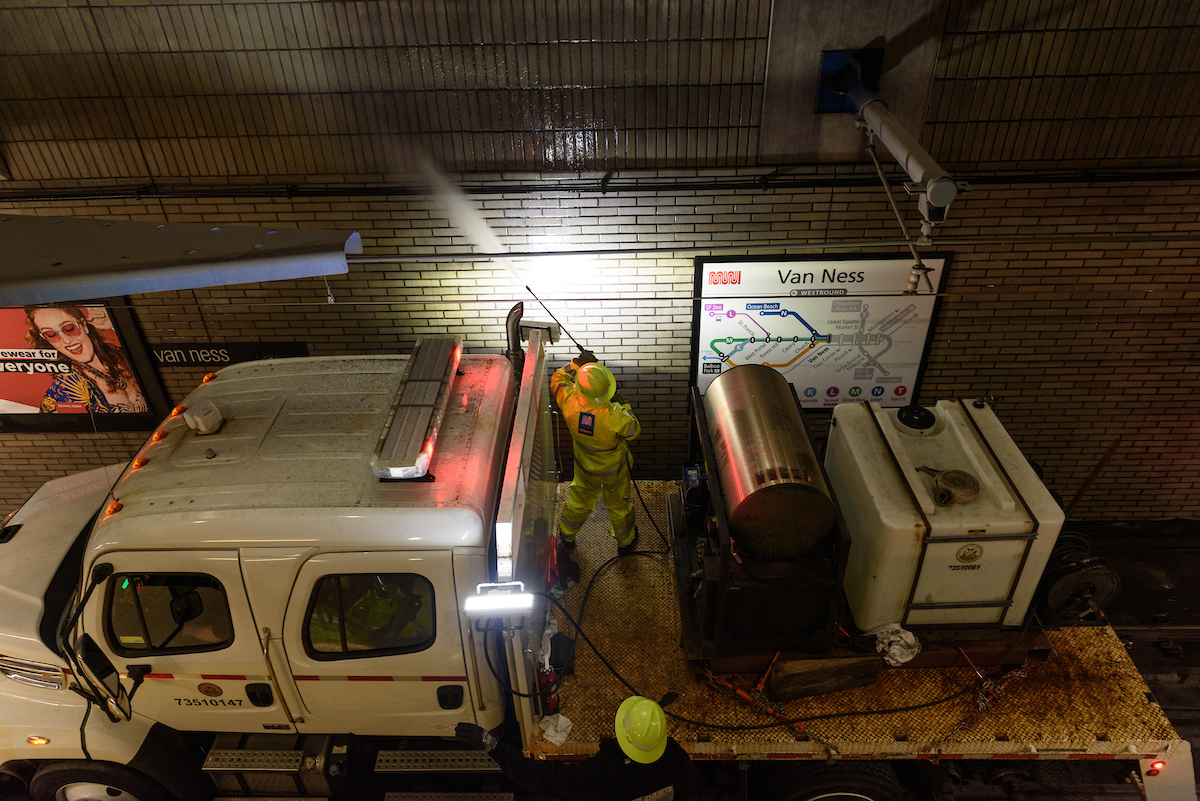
[614,695,667,764]
[577,362,616,404]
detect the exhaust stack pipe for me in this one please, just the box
[505,302,525,376]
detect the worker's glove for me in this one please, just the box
[575,349,597,366]
[455,722,498,752]
[612,391,628,405]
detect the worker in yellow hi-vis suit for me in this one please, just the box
[552,350,641,554]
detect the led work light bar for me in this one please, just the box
[372,335,462,479]
[463,581,534,617]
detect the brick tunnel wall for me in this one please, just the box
[1,174,1197,520]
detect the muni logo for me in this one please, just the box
[708,270,741,285]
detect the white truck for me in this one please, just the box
[0,314,1193,801]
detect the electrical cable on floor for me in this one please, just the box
[633,478,671,550]
[474,479,673,699]
[569,478,672,666]
[536,589,1042,733]
[536,478,1039,732]
[481,485,1040,733]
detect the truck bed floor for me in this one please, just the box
[539,482,1180,763]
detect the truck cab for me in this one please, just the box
[0,329,559,801]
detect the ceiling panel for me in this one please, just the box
[926,0,1200,167]
[0,0,1198,183]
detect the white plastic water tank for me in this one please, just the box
[824,400,1064,630]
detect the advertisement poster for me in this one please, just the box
[0,304,151,415]
[694,255,947,408]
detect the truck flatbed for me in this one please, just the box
[538,481,1182,766]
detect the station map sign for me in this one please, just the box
[693,255,948,408]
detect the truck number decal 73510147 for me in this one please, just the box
[174,698,245,707]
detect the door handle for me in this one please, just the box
[246,683,273,707]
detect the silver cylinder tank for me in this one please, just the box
[702,365,836,561]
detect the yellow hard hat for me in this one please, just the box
[576,363,616,404]
[614,695,667,764]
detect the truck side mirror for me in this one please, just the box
[170,591,204,625]
[74,634,131,722]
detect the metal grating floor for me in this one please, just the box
[541,481,1180,760]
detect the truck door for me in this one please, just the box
[281,551,471,736]
[85,551,293,733]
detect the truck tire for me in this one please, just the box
[28,762,175,801]
[761,762,904,801]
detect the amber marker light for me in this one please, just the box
[106,502,123,517]
[27,736,50,746]
[132,457,149,469]
[171,404,187,417]
[202,372,217,383]
[152,430,168,442]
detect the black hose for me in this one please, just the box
[570,476,671,666]
[535,591,1041,733]
[1042,531,1106,585]
[79,699,92,760]
[545,483,1038,732]
[479,620,566,700]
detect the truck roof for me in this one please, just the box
[89,354,515,556]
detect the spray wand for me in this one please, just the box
[524,284,588,354]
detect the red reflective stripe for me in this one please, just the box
[145,673,175,680]
[200,674,245,681]
[286,674,467,681]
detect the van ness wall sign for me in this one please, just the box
[692,254,949,408]
[152,342,308,367]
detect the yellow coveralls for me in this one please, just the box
[552,361,641,547]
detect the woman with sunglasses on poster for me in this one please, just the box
[24,305,149,414]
